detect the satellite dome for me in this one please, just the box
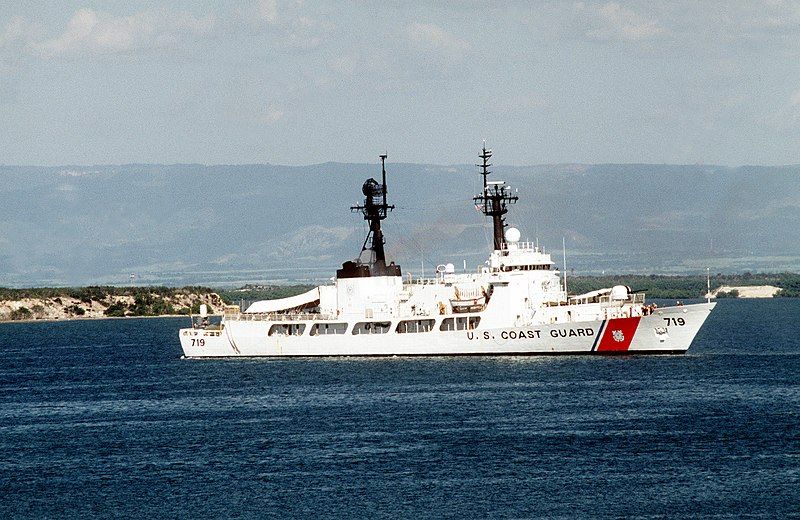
[611,285,629,301]
[505,227,521,243]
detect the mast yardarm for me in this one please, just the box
[472,145,518,250]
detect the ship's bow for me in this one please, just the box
[626,302,716,354]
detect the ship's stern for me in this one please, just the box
[179,326,235,358]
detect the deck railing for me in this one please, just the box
[568,293,646,305]
[227,312,336,322]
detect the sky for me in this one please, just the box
[1,1,800,167]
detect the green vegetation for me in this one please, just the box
[0,286,219,320]
[98,289,215,318]
[0,285,216,302]
[67,304,86,316]
[104,302,128,317]
[217,284,314,305]
[10,307,32,320]
[129,293,174,316]
[775,275,800,297]
[31,304,45,318]
[569,276,706,299]
[568,272,800,299]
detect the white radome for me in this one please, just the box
[505,227,521,243]
[610,285,629,301]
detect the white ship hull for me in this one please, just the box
[178,149,718,359]
[180,302,714,358]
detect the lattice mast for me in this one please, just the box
[351,153,395,273]
[473,144,518,250]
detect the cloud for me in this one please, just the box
[244,0,333,49]
[327,55,356,76]
[15,2,329,59]
[741,0,800,32]
[260,103,284,124]
[405,22,470,53]
[0,16,42,102]
[31,8,216,58]
[765,88,800,130]
[229,98,285,124]
[783,88,800,127]
[247,0,301,26]
[579,2,668,41]
[0,16,28,48]
[283,15,333,49]
[256,0,280,24]
[1,15,46,52]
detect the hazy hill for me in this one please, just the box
[1,162,798,286]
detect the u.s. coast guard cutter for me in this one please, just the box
[180,148,715,357]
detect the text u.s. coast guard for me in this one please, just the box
[467,327,596,340]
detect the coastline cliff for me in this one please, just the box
[0,287,223,322]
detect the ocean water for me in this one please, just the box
[0,299,798,519]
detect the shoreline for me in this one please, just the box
[1,275,797,324]
[0,289,224,324]
[0,314,195,325]
[3,296,798,327]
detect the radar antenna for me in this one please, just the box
[337,154,401,278]
[472,144,518,250]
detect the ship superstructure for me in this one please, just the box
[179,148,715,357]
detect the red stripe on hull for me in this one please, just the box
[596,316,641,352]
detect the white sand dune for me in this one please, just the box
[709,285,781,298]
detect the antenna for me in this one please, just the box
[380,152,388,208]
[562,237,568,297]
[473,144,518,251]
[480,140,490,192]
[338,153,401,278]
[707,267,711,303]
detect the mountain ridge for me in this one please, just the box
[1,162,798,286]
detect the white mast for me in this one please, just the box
[562,237,568,296]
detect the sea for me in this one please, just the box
[0,299,798,519]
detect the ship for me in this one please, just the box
[179,147,715,357]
